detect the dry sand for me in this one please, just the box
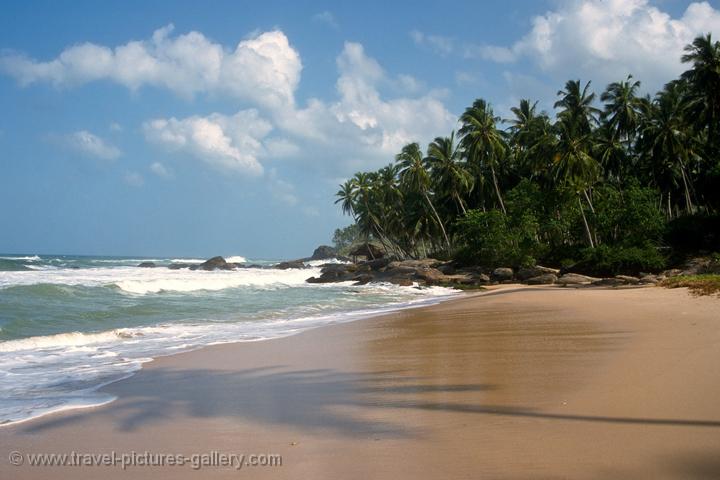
[1,285,719,479]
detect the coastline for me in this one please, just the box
[2,285,719,478]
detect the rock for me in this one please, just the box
[472,273,491,285]
[491,267,514,282]
[275,260,306,270]
[517,265,560,281]
[389,277,414,287]
[310,245,337,260]
[393,258,442,269]
[414,267,447,284]
[661,268,683,278]
[361,258,392,271]
[437,263,457,275]
[615,275,640,285]
[640,274,659,284]
[557,273,596,285]
[526,273,557,285]
[352,274,373,285]
[591,277,626,286]
[348,243,385,259]
[137,262,156,268]
[168,263,191,270]
[198,256,236,271]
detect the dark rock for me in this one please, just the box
[437,263,457,275]
[137,262,156,268]
[517,265,559,281]
[640,274,659,284]
[388,277,414,287]
[491,267,514,281]
[168,263,191,270]
[352,274,374,285]
[526,273,557,285]
[414,267,447,284]
[198,256,236,271]
[348,243,385,259]
[592,277,626,286]
[276,260,307,270]
[361,258,392,271]
[472,273,491,284]
[311,245,337,260]
[557,273,597,285]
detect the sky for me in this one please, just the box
[1,0,718,259]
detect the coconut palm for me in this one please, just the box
[681,33,720,145]
[459,99,508,214]
[396,142,451,248]
[425,132,474,215]
[554,80,601,136]
[601,75,642,144]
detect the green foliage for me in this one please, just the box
[332,224,361,254]
[592,182,666,246]
[661,274,720,296]
[572,244,667,276]
[665,214,720,253]
[455,210,541,268]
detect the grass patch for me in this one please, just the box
[660,274,720,296]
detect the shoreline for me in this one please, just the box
[2,285,719,478]
[0,282,468,428]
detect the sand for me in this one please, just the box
[1,285,719,479]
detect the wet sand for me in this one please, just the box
[1,286,719,479]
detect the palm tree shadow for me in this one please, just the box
[19,366,495,438]
[19,365,720,437]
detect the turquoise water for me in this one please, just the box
[0,254,457,425]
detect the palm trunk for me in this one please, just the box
[490,164,507,214]
[679,165,694,214]
[578,195,595,248]
[423,191,451,249]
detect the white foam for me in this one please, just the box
[225,255,247,263]
[0,265,321,293]
[0,255,40,261]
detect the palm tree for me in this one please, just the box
[335,179,357,218]
[459,99,508,214]
[396,142,451,248]
[425,132,473,215]
[601,75,642,144]
[681,33,720,146]
[506,99,553,180]
[636,81,699,215]
[554,80,601,135]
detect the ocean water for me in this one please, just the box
[0,254,458,425]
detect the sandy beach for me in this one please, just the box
[1,285,719,479]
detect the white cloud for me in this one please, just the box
[0,25,302,109]
[124,171,144,187]
[57,130,121,160]
[149,161,172,178]
[493,0,720,90]
[267,168,298,206]
[313,11,339,29]
[143,109,271,176]
[109,122,122,132]
[275,42,457,172]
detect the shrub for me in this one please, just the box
[570,244,667,276]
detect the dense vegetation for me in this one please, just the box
[333,34,720,275]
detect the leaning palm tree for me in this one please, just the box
[425,132,474,215]
[335,179,357,218]
[395,142,451,248]
[459,99,508,214]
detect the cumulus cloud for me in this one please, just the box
[491,0,720,90]
[410,30,455,56]
[143,109,271,176]
[276,42,457,172]
[56,130,121,160]
[0,25,302,109]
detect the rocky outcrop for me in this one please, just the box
[193,256,236,271]
[310,245,337,260]
[137,262,156,268]
[275,260,307,270]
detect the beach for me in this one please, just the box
[1,285,719,479]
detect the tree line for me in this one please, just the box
[334,34,720,275]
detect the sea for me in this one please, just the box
[0,253,458,425]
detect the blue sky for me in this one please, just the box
[1,0,718,258]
